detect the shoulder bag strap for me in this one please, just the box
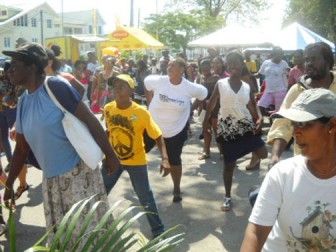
[44,77,67,113]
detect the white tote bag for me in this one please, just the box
[45,81,103,170]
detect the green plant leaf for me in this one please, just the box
[49,196,95,251]
[59,195,98,251]
[27,197,185,252]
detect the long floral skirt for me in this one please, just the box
[42,160,113,250]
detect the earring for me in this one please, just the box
[329,130,332,134]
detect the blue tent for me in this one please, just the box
[273,22,335,51]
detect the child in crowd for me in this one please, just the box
[102,74,170,239]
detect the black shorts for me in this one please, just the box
[164,123,188,165]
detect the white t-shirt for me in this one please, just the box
[249,155,336,251]
[145,75,207,138]
[259,59,288,92]
[87,61,99,82]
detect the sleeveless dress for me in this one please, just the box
[217,78,265,164]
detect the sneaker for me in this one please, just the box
[152,232,165,241]
[221,197,232,212]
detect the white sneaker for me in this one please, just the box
[221,197,232,212]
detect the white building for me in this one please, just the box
[0,2,60,53]
[0,2,105,57]
[62,9,105,36]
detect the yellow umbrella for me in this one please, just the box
[107,26,164,50]
[102,46,119,56]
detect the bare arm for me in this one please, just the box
[202,82,219,133]
[73,101,119,174]
[4,133,29,202]
[268,138,287,169]
[247,90,263,135]
[240,223,272,252]
[91,75,99,100]
[154,135,170,177]
[69,77,85,97]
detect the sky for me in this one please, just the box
[1,0,288,35]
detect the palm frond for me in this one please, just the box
[27,196,185,251]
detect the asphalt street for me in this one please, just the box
[0,115,293,251]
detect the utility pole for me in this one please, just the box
[156,0,158,39]
[61,0,64,36]
[40,10,44,45]
[93,9,97,36]
[334,16,336,59]
[130,0,134,27]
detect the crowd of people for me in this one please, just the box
[0,40,335,251]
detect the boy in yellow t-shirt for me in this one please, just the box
[102,74,170,239]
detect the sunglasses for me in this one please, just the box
[290,121,315,129]
[290,117,330,129]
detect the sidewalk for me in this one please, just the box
[0,115,293,251]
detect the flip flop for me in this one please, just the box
[246,161,261,171]
[198,153,210,160]
[14,184,29,200]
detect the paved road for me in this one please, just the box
[0,115,293,251]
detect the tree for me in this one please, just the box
[143,11,222,55]
[165,0,268,23]
[283,0,336,41]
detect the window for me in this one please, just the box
[32,38,38,43]
[88,25,92,34]
[1,10,7,16]
[13,14,28,27]
[31,18,36,27]
[98,26,102,35]
[47,19,52,28]
[74,28,83,34]
[64,27,73,35]
[4,37,10,48]
[54,24,60,28]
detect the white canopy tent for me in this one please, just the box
[188,24,271,48]
[272,22,335,51]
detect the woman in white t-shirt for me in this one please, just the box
[241,89,336,251]
[144,57,207,203]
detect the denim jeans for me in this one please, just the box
[101,162,164,237]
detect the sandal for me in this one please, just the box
[14,184,29,200]
[246,161,261,171]
[173,193,183,203]
[198,153,210,160]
